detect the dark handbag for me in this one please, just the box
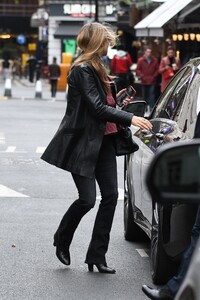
[114,127,139,156]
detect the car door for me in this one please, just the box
[139,66,194,222]
[176,66,200,139]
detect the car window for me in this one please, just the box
[177,71,200,137]
[168,67,192,120]
[152,67,192,119]
[196,86,200,115]
[196,68,200,115]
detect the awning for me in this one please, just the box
[177,2,200,27]
[134,0,193,37]
[54,23,83,39]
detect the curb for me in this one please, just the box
[0,97,66,102]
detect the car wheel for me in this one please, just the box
[151,203,178,284]
[124,155,147,242]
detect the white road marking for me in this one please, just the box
[0,146,46,153]
[5,146,16,153]
[0,185,29,198]
[97,188,124,200]
[136,249,149,257]
[36,146,46,154]
[0,132,5,144]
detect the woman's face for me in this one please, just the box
[102,40,109,57]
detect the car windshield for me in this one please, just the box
[177,70,200,136]
[195,66,200,115]
[151,67,192,120]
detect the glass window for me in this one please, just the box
[152,67,192,120]
[177,72,200,137]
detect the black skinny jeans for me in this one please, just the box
[50,79,58,97]
[54,135,118,265]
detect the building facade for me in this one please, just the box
[133,0,200,64]
[0,0,38,59]
[41,0,117,64]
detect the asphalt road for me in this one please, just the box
[0,94,152,300]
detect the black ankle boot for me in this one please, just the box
[56,248,71,266]
[53,233,70,266]
[87,263,116,274]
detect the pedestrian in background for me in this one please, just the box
[41,22,152,274]
[35,60,43,81]
[110,44,133,92]
[48,57,61,101]
[12,57,22,80]
[2,50,11,80]
[27,54,37,83]
[159,46,181,93]
[136,47,159,111]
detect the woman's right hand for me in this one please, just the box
[131,116,152,130]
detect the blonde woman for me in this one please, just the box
[41,22,152,274]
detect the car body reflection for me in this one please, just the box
[124,57,200,284]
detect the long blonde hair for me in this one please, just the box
[71,22,117,94]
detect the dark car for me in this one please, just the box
[146,140,200,300]
[124,57,200,284]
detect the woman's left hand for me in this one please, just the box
[116,88,126,99]
[122,97,133,106]
[116,88,134,106]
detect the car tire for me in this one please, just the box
[151,203,178,284]
[124,155,147,242]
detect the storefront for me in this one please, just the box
[0,0,39,71]
[48,2,117,64]
[134,0,200,64]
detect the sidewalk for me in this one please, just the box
[0,77,67,102]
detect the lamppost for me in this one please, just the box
[94,0,99,22]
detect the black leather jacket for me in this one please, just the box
[41,64,133,178]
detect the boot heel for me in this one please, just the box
[53,232,58,247]
[88,264,94,272]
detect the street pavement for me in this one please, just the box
[0,76,66,102]
[0,91,152,300]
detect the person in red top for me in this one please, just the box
[159,46,181,93]
[110,45,133,92]
[136,47,159,110]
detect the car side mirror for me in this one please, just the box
[122,100,147,117]
[146,139,200,204]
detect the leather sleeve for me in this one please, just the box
[72,65,133,126]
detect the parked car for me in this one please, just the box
[124,57,200,284]
[145,140,200,300]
